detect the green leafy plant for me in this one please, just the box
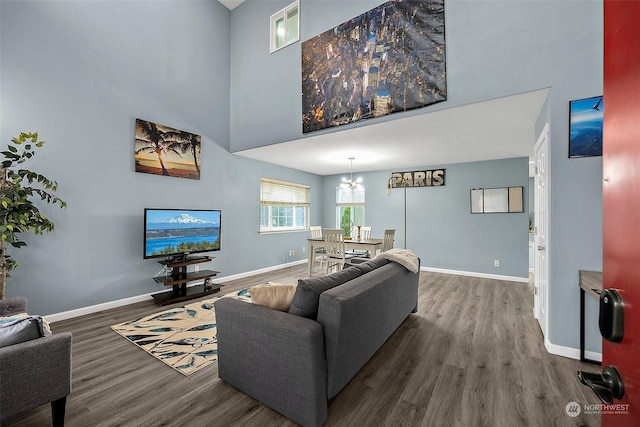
[340,207,352,238]
[0,132,66,299]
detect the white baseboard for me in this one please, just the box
[545,340,602,363]
[46,293,154,323]
[421,266,529,283]
[49,261,524,322]
[46,259,307,323]
[48,259,602,365]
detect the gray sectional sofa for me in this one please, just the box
[214,256,420,427]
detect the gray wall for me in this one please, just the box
[321,158,530,278]
[229,0,604,354]
[0,0,320,315]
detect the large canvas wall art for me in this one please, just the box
[569,96,603,158]
[135,119,202,180]
[301,0,446,134]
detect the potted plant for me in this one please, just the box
[0,132,66,299]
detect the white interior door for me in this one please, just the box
[534,124,549,338]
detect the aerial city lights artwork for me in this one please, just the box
[302,0,446,134]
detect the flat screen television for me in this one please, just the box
[144,208,221,260]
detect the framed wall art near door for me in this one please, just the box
[569,96,603,158]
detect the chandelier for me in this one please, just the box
[340,157,364,190]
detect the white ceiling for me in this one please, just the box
[234,89,549,176]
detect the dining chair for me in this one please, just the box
[357,226,372,240]
[349,225,373,257]
[381,229,395,252]
[324,228,354,273]
[309,226,326,272]
[347,229,396,266]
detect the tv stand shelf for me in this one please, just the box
[152,256,221,306]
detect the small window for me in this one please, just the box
[270,1,299,53]
[260,178,309,233]
[336,186,365,238]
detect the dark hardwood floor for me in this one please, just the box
[4,265,601,426]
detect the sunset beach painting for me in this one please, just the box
[135,119,202,179]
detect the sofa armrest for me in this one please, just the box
[0,332,72,420]
[215,298,327,427]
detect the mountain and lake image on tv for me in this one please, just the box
[144,209,221,259]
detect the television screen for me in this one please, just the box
[144,208,221,259]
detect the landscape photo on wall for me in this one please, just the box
[569,96,603,158]
[134,118,202,179]
[301,0,446,134]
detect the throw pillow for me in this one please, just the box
[249,284,298,311]
[288,268,362,319]
[0,313,51,348]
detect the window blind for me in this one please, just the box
[260,178,310,206]
[336,186,365,205]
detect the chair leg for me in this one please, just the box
[51,396,66,427]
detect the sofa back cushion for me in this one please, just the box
[288,268,362,320]
[347,257,390,274]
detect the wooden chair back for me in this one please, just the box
[324,228,348,273]
[381,229,395,252]
[309,225,323,239]
[359,226,372,240]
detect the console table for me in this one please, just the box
[152,256,221,305]
[579,270,603,364]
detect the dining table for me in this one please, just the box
[307,237,383,275]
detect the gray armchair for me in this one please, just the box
[0,297,72,427]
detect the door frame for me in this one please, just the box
[533,123,549,342]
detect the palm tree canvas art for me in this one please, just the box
[135,118,202,180]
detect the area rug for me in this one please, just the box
[111,288,251,376]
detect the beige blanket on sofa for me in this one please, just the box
[375,248,420,273]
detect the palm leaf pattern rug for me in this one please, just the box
[111,288,251,376]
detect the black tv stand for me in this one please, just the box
[152,256,221,305]
[166,254,210,263]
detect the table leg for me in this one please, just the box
[308,241,314,276]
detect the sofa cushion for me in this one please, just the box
[361,257,390,270]
[0,313,51,348]
[348,257,390,274]
[288,268,362,319]
[249,284,298,311]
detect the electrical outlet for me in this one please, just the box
[494,260,500,267]
[194,265,199,272]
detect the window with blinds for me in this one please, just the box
[260,178,310,233]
